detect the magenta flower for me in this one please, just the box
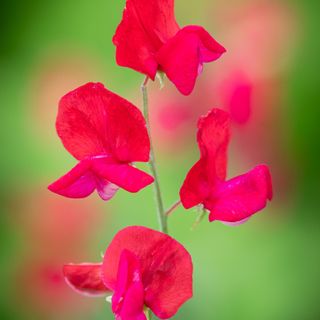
[64,226,193,319]
[180,108,273,225]
[48,82,154,201]
[113,0,226,95]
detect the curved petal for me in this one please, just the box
[157,26,225,95]
[197,108,230,182]
[63,263,111,296]
[156,29,200,95]
[207,165,273,223]
[103,91,150,163]
[48,159,120,201]
[92,158,154,193]
[96,179,119,201]
[48,160,96,199]
[112,250,146,320]
[113,0,179,79]
[102,226,193,319]
[57,83,150,162]
[188,25,226,63]
[180,108,230,209]
[57,83,110,160]
[179,159,210,209]
[221,217,250,226]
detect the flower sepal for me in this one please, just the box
[156,71,166,89]
[191,205,208,230]
[144,306,153,320]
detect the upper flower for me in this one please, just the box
[180,108,272,225]
[63,226,193,319]
[113,0,226,95]
[48,83,154,201]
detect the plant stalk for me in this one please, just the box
[141,76,168,234]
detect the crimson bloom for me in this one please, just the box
[64,226,193,319]
[48,82,154,200]
[113,0,226,95]
[180,108,272,225]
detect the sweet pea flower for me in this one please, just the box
[113,0,226,95]
[48,83,154,201]
[64,226,193,319]
[180,108,272,225]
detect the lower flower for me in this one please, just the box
[63,226,193,319]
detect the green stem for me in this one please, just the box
[192,207,207,230]
[141,76,168,234]
[165,200,181,216]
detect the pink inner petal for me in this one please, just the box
[95,178,119,201]
[112,250,146,320]
[221,217,250,226]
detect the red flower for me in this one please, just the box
[180,108,272,225]
[64,226,193,319]
[113,0,226,95]
[48,83,154,200]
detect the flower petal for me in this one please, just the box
[189,25,226,63]
[207,165,273,223]
[103,91,150,163]
[96,179,119,201]
[221,217,250,226]
[113,0,179,79]
[48,160,96,199]
[57,82,150,162]
[63,263,111,296]
[156,29,199,95]
[180,108,230,208]
[57,83,110,160]
[179,159,210,209]
[102,226,193,319]
[92,158,154,193]
[157,26,225,95]
[112,250,146,320]
[197,108,230,181]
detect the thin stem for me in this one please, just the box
[191,208,207,230]
[141,76,168,234]
[165,200,181,216]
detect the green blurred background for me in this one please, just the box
[1,0,320,319]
